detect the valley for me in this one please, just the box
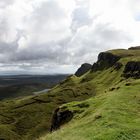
[0,75,69,100]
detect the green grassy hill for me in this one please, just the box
[0,48,140,140]
[0,75,95,140]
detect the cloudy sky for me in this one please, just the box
[0,0,140,75]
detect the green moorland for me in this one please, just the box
[40,48,140,140]
[0,48,140,140]
[0,75,95,139]
[41,73,140,140]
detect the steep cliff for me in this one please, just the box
[92,52,120,71]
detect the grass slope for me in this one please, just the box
[41,76,140,140]
[0,76,95,140]
[40,49,140,140]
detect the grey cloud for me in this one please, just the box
[0,21,132,70]
[67,23,132,65]
[71,1,92,32]
[0,41,17,53]
[27,0,67,34]
[13,42,67,62]
[93,24,132,43]
[0,0,136,74]
[0,18,9,41]
[32,0,65,21]
[0,0,14,8]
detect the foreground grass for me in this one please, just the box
[40,79,140,140]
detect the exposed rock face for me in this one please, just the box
[75,63,92,77]
[50,108,73,131]
[123,61,140,78]
[128,46,140,50]
[92,52,120,71]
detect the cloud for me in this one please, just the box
[0,0,140,74]
[67,22,132,65]
[71,0,92,32]
[0,0,15,8]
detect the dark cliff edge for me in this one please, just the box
[92,52,121,71]
[75,63,92,77]
[75,52,122,75]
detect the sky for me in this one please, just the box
[0,0,140,75]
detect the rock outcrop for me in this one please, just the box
[50,108,73,131]
[123,61,140,78]
[92,52,120,71]
[128,46,140,50]
[75,63,92,77]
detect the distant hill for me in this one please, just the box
[0,75,69,100]
[128,46,140,50]
[0,47,140,140]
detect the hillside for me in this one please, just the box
[0,76,95,139]
[0,47,140,140]
[40,48,140,140]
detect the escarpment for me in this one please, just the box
[92,52,121,71]
[75,52,121,76]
